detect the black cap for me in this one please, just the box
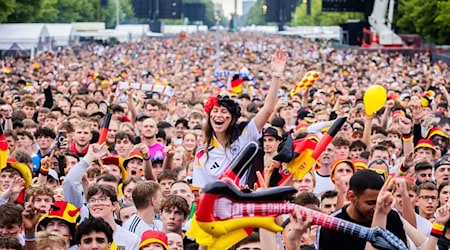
[88,109,105,118]
[435,154,450,170]
[264,127,282,140]
[136,112,150,122]
[297,107,315,122]
[151,155,165,164]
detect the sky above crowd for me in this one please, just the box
[213,0,253,17]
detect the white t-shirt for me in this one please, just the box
[314,171,335,196]
[122,214,163,238]
[415,213,432,236]
[113,224,140,250]
[193,119,261,188]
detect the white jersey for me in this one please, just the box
[193,119,261,188]
[113,224,140,250]
[122,214,163,238]
[313,171,335,196]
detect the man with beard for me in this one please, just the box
[435,155,450,187]
[318,170,407,250]
[263,127,282,159]
[141,118,165,160]
[314,143,336,195]
[69,121,92,157]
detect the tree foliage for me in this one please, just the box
[102,0,135,28]
[396,0,450,44]
[243,0,265,26]
[291,0,362,26]
[0,0,16,23]
[244,0,361,26]
[5,0,43,23]
[1,0,134,27]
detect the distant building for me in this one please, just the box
[243,0,256,16]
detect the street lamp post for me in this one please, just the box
[115,0,120,27]
[214,12,221,71]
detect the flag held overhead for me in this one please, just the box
[290,70,320,96]
[0,125,9,168]
[98,112,112,145]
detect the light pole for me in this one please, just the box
[115,0,120,27]
[214,12,221,71]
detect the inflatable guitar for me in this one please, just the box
[195,181,408,250]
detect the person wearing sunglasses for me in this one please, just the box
[425,127,449,158]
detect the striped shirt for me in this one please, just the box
[122,214,163,238]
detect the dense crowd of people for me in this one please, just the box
[0,32,450,250]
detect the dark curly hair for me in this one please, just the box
[217,95,241,118]
[75,218,113,245]
[203,95,245,156]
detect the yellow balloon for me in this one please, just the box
[364,85,387,115]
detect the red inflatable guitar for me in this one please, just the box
[194,181,408,250]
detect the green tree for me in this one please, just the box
[102,0,135,28]
[0,0,16,23]
[6,0,43,23]
[396,0,450,44]
[291,0,361,26]
[434,1,450,44]
[34,0,59,23]
[243,0,265,26]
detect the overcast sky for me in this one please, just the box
[213,0,255,17]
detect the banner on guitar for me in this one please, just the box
[118,82,174,97]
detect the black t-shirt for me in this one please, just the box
[318,205,407,250]
[438,235,450,250]
[183,236,199,250]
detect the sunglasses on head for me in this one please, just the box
[368,168,388,180]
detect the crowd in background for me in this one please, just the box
[0,32,449,249]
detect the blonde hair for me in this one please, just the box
[36,231,67,250]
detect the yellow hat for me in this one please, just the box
[3,158,33,188]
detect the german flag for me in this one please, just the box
[98,112,112,145]
[0,126,9,168]
[274,117,347,180]
[229,74,243,94]
[88,72,99,80]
